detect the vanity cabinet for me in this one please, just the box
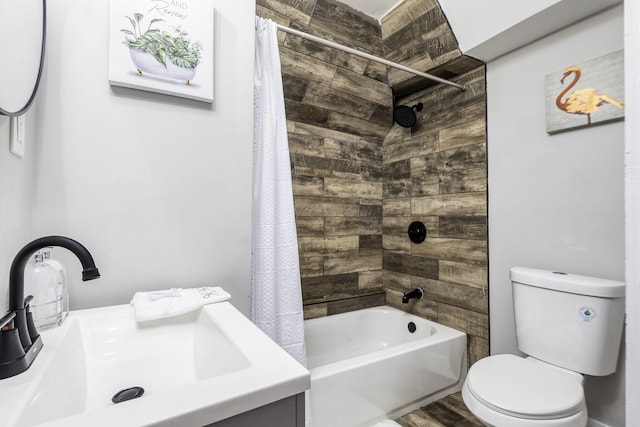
[208,394,305,427]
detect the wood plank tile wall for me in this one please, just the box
[381,63,488,367]
[380,0,485,97]
[257,0,489,364]
[257,0,392,319]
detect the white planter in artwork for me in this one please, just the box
[128,47,197,84]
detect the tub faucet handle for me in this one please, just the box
[402,288,423,304]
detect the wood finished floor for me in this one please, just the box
[395,393,484,427]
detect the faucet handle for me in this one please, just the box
[23,296,40,342]
[1,311,16,330]
[0,312,26,365]
[23,295,33,308]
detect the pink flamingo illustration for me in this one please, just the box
[556,65,624,124]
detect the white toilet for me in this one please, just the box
[462,267,625,426]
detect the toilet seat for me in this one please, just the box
[465,355,585,420]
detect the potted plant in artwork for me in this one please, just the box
[121,13,202,85]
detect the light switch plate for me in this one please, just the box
[10,115,25,158]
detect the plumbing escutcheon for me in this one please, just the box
[408,221,427,243]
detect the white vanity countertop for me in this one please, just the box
[0,302,310,427]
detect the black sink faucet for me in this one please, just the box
[402,288,423,304]
[0,236,100,379]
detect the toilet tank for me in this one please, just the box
[511,267,625,376]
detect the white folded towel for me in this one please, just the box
[130,287,231,322]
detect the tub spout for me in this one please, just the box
[402,288,423,304]
[1,236,100,380]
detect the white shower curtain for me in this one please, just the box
[252,17,307,368]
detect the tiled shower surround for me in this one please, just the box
[382,70,488,366]
[257,0,488,364]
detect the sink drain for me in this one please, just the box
[112,386,145,404]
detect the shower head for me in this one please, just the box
[393,103,423,128]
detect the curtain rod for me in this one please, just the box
[274,23,466,91]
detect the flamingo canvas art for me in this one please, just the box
[545,50,624,134]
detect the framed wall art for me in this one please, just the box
[545,50,624,134]
[108,0,214,103]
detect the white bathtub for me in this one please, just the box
[305,305,467,427]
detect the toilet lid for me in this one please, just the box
[466,354,585,420]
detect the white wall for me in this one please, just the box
[624,0,640,424]
[439,0,621,61]
[29,0,255,315]
[0,109,38,313]
[488,5,625,426]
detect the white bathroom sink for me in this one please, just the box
[0,302,309,427]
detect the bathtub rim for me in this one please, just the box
[305,305,467,380]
